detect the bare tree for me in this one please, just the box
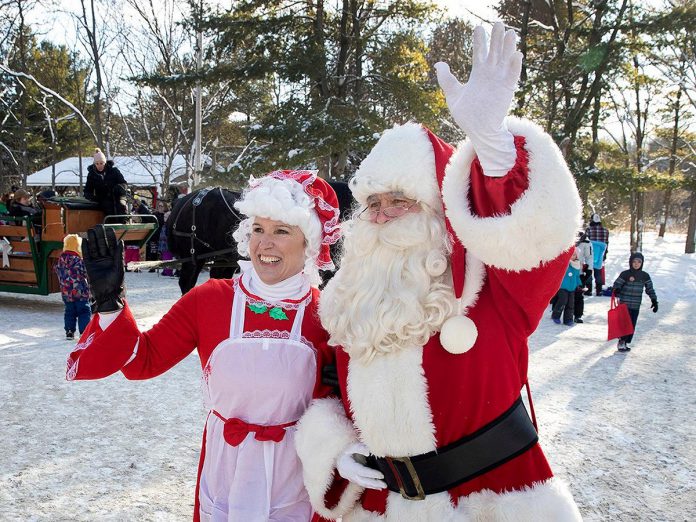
[71,0,124,153]
[113,0,237,194]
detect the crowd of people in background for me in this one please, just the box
[3,169,660,352]
[549,212,659,353]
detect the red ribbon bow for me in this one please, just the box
[213,412,296,447]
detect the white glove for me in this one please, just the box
[336,442,386,490]
[435,22,523,177]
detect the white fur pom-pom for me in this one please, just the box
[440,315,477,354]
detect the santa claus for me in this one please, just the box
[295,23,583,521]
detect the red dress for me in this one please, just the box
[67,275,334,521]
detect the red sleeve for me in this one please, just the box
[467,136,573,336]
[309,288,336,399]
[487,250,572,338]
[120,284,202,379]
[66,286,201,381]
[468,135,529,218]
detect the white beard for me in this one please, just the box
[320,210,456,363]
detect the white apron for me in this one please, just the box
[198,285,317,521]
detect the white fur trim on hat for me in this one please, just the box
[234,176,322,255]
[295,397,363,519]
[442,117,582,271]
[350,122,441,211]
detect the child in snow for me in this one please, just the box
[586,213,609,295]
[574,231,594,322]
[54,234,91,340]
[552,249,582,326]
[612,252,658,352]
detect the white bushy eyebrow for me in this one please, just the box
[366,191,408,205]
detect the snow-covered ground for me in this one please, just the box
[1,232,694,521]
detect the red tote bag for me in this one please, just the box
[607,293,634,340]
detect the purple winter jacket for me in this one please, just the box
[54,251,90,302]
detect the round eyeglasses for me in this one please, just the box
[358,202,419,222]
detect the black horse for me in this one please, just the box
[166,187,243,294]
[167,181,353,295]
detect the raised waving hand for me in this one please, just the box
[435,22,522,176]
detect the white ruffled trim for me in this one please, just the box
[65,333,95,381]
[240,329,316,352]
[233,276,313,311]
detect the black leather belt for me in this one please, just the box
[366,396,538,500]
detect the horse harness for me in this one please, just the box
[171,187,242,265]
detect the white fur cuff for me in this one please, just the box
[295,397,364,519]
[442,117,582,271]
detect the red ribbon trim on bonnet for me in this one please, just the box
[268,170,341,271]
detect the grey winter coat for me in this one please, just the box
[613,253,657,310]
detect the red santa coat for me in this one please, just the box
[295,118,583,521]
[66,277,334,521]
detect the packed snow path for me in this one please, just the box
[1,232,694,521]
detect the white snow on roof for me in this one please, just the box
[25,155,200,187]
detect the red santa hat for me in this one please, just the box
[235,170,341,270]
[350,123,477,354]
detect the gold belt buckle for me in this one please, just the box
[384,456,426,500]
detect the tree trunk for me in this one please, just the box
[636,191,644,252]
[686,191,696,254]
[659,85,682,237]
[317,156,330,180]
[515,0,530,113]
[17,2,29,187]
[630,191,637,252]
[351,0,363,100]
[332,151,348,180]
[658,187,671,237]
[79,0,105,148]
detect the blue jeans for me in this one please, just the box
[63,298,91,334]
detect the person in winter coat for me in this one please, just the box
[54,234,91,340]
[66,170,341,521]
[131,196,151,215]
[551,249,582,326]
[83,148,128,216]
[574,231,594,322]
[295,23,582,521]
[612,252,658,352]
[146,201,167,264]
[7,188,42,236]
[586,213,609,295]
[7,189,39,218]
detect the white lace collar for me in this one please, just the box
[238,261,312,307]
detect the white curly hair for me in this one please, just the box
[233,176,323,285]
